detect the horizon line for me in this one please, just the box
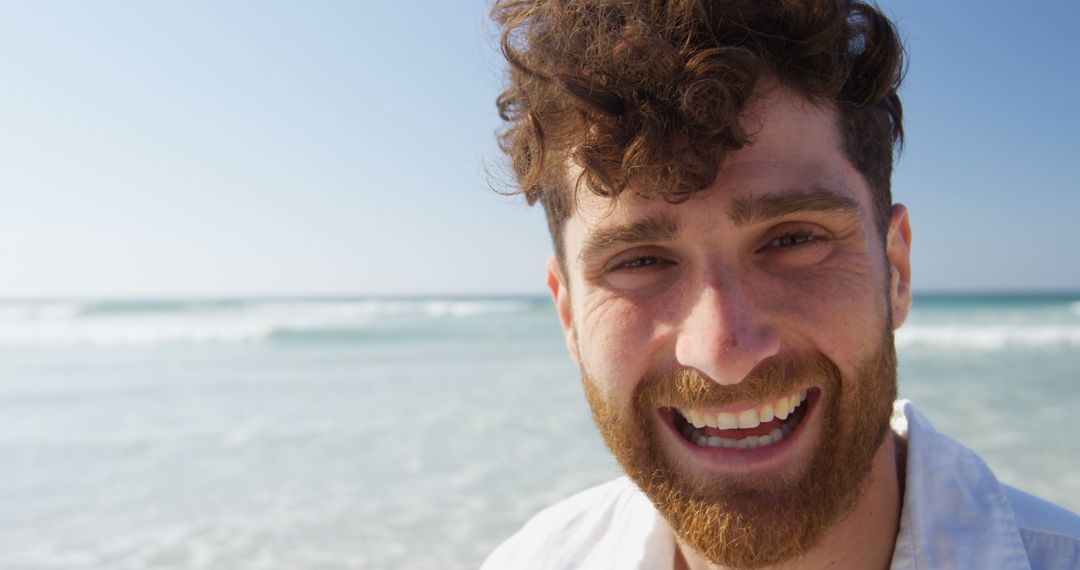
[0,288,1078,303]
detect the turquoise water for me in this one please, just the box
[0,294,1077,569]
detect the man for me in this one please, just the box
[483,1,1080,569]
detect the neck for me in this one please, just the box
[676,433,904,570]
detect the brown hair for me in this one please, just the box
[492,0,905,257]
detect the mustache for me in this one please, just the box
[634,353,840,411]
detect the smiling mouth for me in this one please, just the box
[668,388,816,450]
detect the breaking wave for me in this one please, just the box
[0,298,546,346]
[897,324,1080,351]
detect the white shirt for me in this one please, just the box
[481,401,1080,569]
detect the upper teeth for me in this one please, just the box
[679,389,807,430]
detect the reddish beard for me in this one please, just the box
[581,331,897,569]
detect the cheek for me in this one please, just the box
[761,255,888,367]
[576,294,664,404]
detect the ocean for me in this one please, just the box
[1,293,1078,569]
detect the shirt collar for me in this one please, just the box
[889,400,1031,569]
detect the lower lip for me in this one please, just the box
[658,389,821,469]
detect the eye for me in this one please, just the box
[757,224,834,268]
[614,256,671,270]
[768,230,819,249]
[602,252,678,290]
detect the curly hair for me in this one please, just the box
[492,0,904,257]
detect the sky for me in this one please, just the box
[0,0,1077,298]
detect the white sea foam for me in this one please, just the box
[0,319,273,346]
[0,299,535,346]
[897,324,1080,350]
[0,302,83,322]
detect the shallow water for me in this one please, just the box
[0,294,1077,569]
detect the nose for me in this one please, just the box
[673,278,781,385]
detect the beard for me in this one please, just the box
[581,326,898,569]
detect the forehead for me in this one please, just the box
[564,87,868,245]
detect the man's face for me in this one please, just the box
[547,87,912,568]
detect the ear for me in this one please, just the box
[886,204,912,328]
[546,255,580,364]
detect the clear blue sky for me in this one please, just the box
[1,0,1077,297]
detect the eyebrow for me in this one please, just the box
[577,212,679,263]
[728,189,861,227]
[576,189,861,263]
